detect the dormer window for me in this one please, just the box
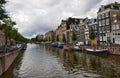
[101,5,105,11]
[102,13,104,18]
[105,12,109,17]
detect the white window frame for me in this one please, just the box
[102,14,104,18]
[106,19,109,25]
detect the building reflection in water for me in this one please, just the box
[46,46,120,78]
[1,44,120,78]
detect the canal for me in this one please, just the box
[1,43,120,78]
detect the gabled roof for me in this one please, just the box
[98,2,120,12]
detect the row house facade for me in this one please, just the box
[56,25,63,42]
[36,34,44,41]
[70,18,83,41]
[79,18,98,45]
[66,17,81,44]
[83,18,91,45]
[45,31,55,41]
[51,2,120,45]
[61,20,67,36]
[56,17,82,44]
[56,20,67,42]
[88,18,98,45]
[97,2,120,45]
[78,19,84,43]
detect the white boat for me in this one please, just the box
[72,45,81,51]
[86,49,108,55]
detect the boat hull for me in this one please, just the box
[72,46,81,51]
[86,49,108,55]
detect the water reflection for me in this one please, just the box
[45,45,120,78]
[47,45,120,77]
[1,44,120,78]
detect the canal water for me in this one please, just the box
[1,43,120,78]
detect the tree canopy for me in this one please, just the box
[0,0,8,20]
[0,0,27,44]
[89,27,95,40]
[72,31,77,41]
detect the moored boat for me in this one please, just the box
[86,48,108,55]
[57,42,64,48]
[21,43,27,50]
[63,45,72,51]
[72,45,81,51]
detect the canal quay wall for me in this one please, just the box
[0,48,21,75]
[81,46,120,55]
[63,45,120,55]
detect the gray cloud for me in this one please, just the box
[5,0,119,38]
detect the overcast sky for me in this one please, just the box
[5,0,119,38]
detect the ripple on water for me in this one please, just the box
[2,44,120,78]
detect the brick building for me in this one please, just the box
[97,2,120,45]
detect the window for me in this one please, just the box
[106,19,109,25]
[113,14,117,17]
[102,20,105,26]
[106,26,110,31]
[105,12,109,17]
[99,21,102,26]
[94,25,97,30]
[112,25,115,30]
[103,36,106,41]
[118,33,120,35]
[102,26,105,31]
[102,13,105,18]
[113,19,117,23]
[99,27,102,33]
[100,36,102,41]
[98,15,101,19]
[116,24,119,29]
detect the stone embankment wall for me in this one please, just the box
[0,49,20,75]
[107,48,120,55]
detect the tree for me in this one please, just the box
[62,34,66,43]
[89,27,95,40]
[72,31,77,41]
[0,0,27,44]
[2,18,17,45]
[89,27,96,45]
[0,0,8,20]
[56,35,59,41]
